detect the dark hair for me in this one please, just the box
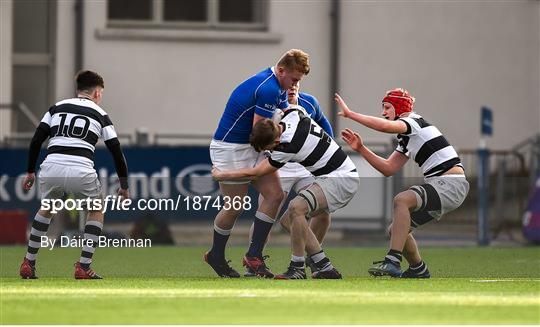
[249,119,280,152]
[76,70,104,91]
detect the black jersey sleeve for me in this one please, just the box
[105,138,129,189]
[27,122,51,173]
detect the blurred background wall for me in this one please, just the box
[1,0,539,245]
[1,0,538,149]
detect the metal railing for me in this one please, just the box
[0,103,40,147]
[0,102,40,127]
[513,133,540,187]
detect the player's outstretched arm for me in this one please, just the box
[335,93,407,134]
[212,159,277,181]
[24,122,51,190]
[341,128,408,177]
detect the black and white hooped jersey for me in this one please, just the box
[396,113,462,177]
[268,109,357,177]
[40,98,118,167]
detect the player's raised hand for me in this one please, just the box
[22,173,35,190]
[341,128,364,152]
[335,93,354,119]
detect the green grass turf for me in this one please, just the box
[1,246,539,324]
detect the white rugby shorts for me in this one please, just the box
[278,163,314,194]
[210,139,261,184]
[38,161,101,200]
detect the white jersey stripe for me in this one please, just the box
[39,97,116,168]
[397,113,461,176]
[270,109,356,177]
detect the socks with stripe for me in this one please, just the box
[290,255,305,269]
[79,220,103,270]
[310,250,334,272]
[25,213,52,265]
[409,260,427,273]
[210,224,231,260]
[246,212,274,258]
[385,249,403,265]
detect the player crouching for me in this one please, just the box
[212,107,359,279]
[337,89,469,278]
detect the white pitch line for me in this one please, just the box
[470,279,540,283]
[1,288,538,306]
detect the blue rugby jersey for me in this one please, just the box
[297,92,333,138]
[213,67,288,144]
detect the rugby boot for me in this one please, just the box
[368,260,402,277]
[204,251,240,278]
[74,262,103,279]
[20,258,38,279]
[401,266,431,279]
[312,267,342,279]
[274,265,307,280]
[242,254,274,278]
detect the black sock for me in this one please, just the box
[385,249,402,265]
[210,226,231,260]
[246,212,274,258]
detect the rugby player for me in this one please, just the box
[206,49,310,278]
[337,89,469,278]
[19,70,129,279]
[245,83,334,276]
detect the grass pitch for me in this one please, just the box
[1,246,539,324]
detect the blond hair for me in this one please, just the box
[277,49,310,75]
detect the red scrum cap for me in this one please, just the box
[382,88,415,118]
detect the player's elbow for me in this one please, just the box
[381,163,396,177]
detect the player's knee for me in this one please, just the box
[263,190,285,207]
[273,190,286,205]
[394,191,418,212]
[280,218,290,230]
[319,212,331,224]
[393,193,410,209]
[220,207,244,220]
[289,198,308,219]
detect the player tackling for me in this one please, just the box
[206,49,310,278]
[213,107,359,279]
[245,83,335,276]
